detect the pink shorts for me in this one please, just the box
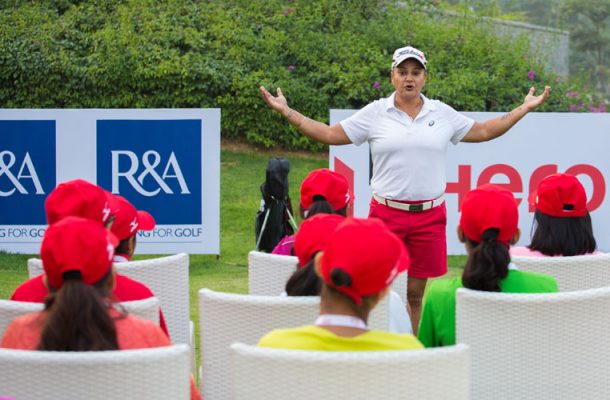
[368,197,447,279]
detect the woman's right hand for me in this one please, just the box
[259,86,290,116]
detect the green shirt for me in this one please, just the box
[418,269,559,348]
[258,325,423,351]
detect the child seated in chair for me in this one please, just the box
[1,217,201,400]
[259,217,422,351]
[272,168,352,255]
[10,180,170,338]
[418,184,559,348]
[511,173,600,257]
[285,213,412,334]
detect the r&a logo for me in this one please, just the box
[0,151,45,196]
[111,150,190,196]
[97,119,202,225]
[0,120,56,225]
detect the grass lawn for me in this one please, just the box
[0,141,466,372]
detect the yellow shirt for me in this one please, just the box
[258,325,423,351]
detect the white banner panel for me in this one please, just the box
[330,110,610,255]
[0,109,220,254]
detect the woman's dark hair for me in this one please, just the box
[285,260,321,296]
[528,210,597,256]
[38,270,119,351]
[462,229,510,292]
[301,195,348,218]
[320,268,379,323]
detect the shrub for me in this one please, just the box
[0,0,603,151]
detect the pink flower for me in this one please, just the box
[287,65,295,72]
[372,81,381,90]
[565,91,579,98]
[527,70,536,80]
[283,8,293,16]
[599,103,607,113]
[589,106,598,112]
[555,76,561,82]
[568,104,581,112]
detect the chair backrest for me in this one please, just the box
[198,288,389,400]
[113,253,190,344]
[117,297,160,325]
[391,271,407,305]
[0,300,43,338]
[27,257,43,278]
[230,342,470,400]
[199,289,319,400]
[248,250,298,295]
[1,298,160,339]
[456,287,610,400]
[511,253,610,291]
[0,344,190,400]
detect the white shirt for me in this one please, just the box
[340,92,474,200]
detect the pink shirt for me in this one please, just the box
[510,246,603,257]
[271,234,295,256]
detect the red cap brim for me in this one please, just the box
[136,210,156,231]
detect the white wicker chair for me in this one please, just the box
[230,342,470,400]
[511,253,610,291]
[391,271,408,305]
[0,344,190,400]
[456,286,610,400]
[113,254,190,345]
[116,297,160,325]
[199,289,319,400]
[198,288,390,400]
[26,257,43,278]
[248,250,298,295]
[247,250,408,303]
[0,299,43,337]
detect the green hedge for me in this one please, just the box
[0,1,602,150]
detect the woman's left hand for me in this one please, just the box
[523,86,551,111]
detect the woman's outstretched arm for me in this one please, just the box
[259,86,352,145]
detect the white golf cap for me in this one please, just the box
[392,46,427,69]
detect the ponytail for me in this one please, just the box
[38,271,118,351]
[462,229,510,292]
[321,269,379,323]
[306,195,335,217]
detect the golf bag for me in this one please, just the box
[255,157,297,252]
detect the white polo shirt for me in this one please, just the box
[340,92,474,201]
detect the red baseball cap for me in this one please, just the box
[459,184,518,244]
[320,218,409,305]
[300,169,353,211]
[110,195,156,241]
[41,216,119,290]
[294,214,345,267]
[530,173,587,218]
[45,179,114,226]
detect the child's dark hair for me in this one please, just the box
[462,228,510,292]
[285,260,321,296]
[528,210,596,256]
[115,237,132,257]
[302,195,347,218]
[38,270,119,351]
[321,268,379,322]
